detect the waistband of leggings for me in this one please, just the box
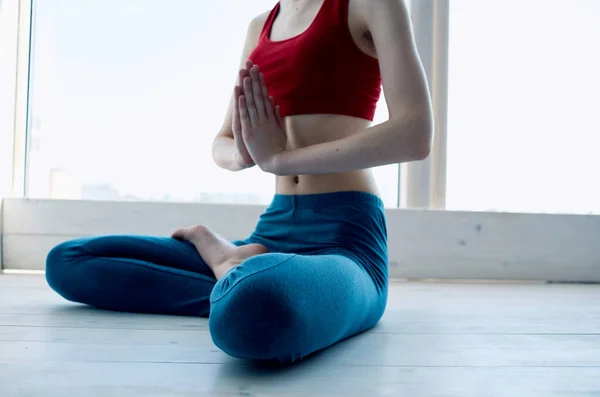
[269,191,384,209]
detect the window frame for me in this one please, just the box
[404,0,450,209]
[10,0,33,198]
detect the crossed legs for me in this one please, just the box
[46,226,386,364]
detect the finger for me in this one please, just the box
[232,85,243,135]
[259,72,269,98]
[275,106,285,130]
[250,67,266,119]
[264,94,275,118]
[238,68,249,86]
[234,88,253,165]
[238,95,252,136]
[243,77,259,126]
[234,69,249,133]
[260,73,274,118]
[245,60,253,73]
[265,95,275,119]
[269,96,279,120]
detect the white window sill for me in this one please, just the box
[1,197,599,282]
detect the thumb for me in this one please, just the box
[269,96,285,130]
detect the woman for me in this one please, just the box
[45,0,432,364]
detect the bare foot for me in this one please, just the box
[172,225,268,280]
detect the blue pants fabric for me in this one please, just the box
[46,191,389,364]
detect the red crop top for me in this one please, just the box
[248,0,382,121]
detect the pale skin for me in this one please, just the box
[173,0,433,280]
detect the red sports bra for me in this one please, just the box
[248,0,382,121]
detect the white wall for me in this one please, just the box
[2,198,600,282]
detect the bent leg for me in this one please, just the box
[46,235,238,316]
[209,253,387,363]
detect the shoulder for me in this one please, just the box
[347,0,410,57]
[247,10,272,39]
[238,9,272,50]
[350,0,410,26]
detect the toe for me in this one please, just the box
[172,225,210,241]
[171,228,188,239]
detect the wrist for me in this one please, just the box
[232,151,255,171]
[264,150,291,176]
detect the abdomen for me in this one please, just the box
[276,113,380,196]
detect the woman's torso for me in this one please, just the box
[252,0,381,196]
[278,115,379,195]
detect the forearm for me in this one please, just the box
[274,112,433,176]
[212,136,245,172]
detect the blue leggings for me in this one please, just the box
[45,191,389,364]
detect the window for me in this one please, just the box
[25,0,399,207]
[447,0,600,214]
[0,0,19,196]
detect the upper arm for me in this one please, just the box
[360,0,432,121]
[215,11,270,140]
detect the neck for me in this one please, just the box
[281,0,320,10]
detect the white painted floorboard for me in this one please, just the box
[0,274,599,396]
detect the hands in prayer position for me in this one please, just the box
[232,61,287,174]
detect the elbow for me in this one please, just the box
[211,139,220,165]
[410,114,434,161]
[391,106,434,162]
[414,133,432,161]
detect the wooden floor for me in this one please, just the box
[0,274,599,397]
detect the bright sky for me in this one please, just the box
[448,0,600,213]
[5,0,600,213]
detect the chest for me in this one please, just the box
[269,1,325,42]
[267,0,375,56]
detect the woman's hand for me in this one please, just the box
[231,62,256,170]
[238,64,287,174]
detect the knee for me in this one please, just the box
[45,238,88,300]
[208,256,303,363]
